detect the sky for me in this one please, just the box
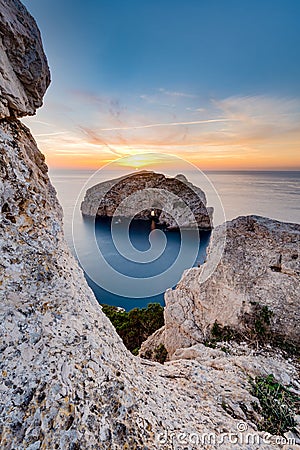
[22,0,300,170]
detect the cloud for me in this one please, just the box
[186,107,206,112]
[34,90,300,169]
[71,90,107,106]
[99,118,235,131]
[35,132,69,137]
[72,90,126,124]
[72,95,300,160]
[27,120,55,127]
[158,88,196,98]
[139,94,175,108]
[139,88,196,107]
[214,95,300,128]
[78,126,126,157]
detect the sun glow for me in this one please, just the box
[115,153,176,169]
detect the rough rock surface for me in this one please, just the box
[0,1,299,449]
[139,326,167,361]
[81,171,213,230]
[0,0,50,118]
[141,216,300,358]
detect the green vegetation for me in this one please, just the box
[193,303,299,358]
[211,322,238,343]
[140,344,168,363]
[245,303,299,355]
[250,374,300,436]
[205,303,275,349]
[204,320,240,350]
[101,303,164,355]
[153,344,168,364]
[244,302,274,343]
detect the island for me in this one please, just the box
[81,171,214,230]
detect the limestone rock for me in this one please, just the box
[81,171,213,230]
[159,215,300,356]
[0,0,50,118]
[139,326,167,360]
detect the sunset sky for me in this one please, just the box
[22,0,300,170]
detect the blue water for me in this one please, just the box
[81,217,210,310]
[49,169,300,310]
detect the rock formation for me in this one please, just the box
[81,171,213,230]
[0,2,299,449]
[141,215,300,358]
[0,0,50,118]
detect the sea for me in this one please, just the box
[49,169,300,310]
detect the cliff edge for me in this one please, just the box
[0,0,50,118]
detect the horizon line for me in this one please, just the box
[48,166,300,172]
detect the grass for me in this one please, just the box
[250,374,300,436]
[204,303,299,357]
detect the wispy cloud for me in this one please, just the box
[35,131,69,137]
[100,118,235,131]
[72,90,127,124]
[139,94,175,108]
[214,95,300,127]
[27,91,300,169]
[158,88,196,98]
[28,120,55,127]
[139,88,196,107]
[186,107,206,112]
[79,126,126,157]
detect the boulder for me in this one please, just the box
[154,215,300,357]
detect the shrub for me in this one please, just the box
[250,374,300,436]
[243,302,274,343]
[101,303,164,354]
[153,344,168,364]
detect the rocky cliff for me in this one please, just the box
[0,0,50,118]
[0,2,299,449]
[141,215,300,357]
[81,171,213,230]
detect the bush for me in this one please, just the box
[250,374,300,436]
[153,344,168,364]
[243,303,274,343]
[205,304,299,357]
[101,303,164,354]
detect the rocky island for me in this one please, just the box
[81,171,213,230]
[0,1,299,449]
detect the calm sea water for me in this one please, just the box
[49,169,300,310]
